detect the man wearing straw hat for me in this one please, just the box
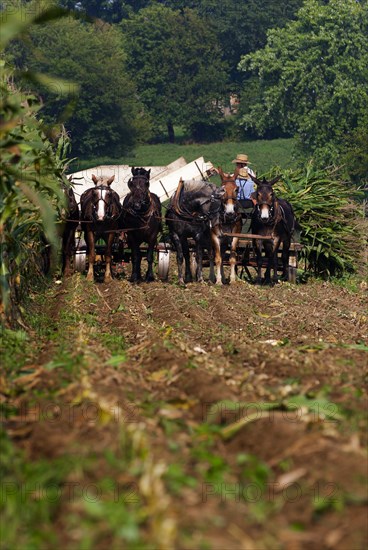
[232,153,256,210]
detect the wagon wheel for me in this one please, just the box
[74,235,87,273]
[74,251,87,273]
[157,243,170,281]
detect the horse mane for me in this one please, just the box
[182,179,214,193]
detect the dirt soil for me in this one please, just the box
[2,267,368,549]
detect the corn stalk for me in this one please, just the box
[270,163,367,278]
[0,6,76,325]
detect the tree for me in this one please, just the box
[238,0,368,167]
[7,5,150,157]
[121,4,228,142]
[57,0,134,22]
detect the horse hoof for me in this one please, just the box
[145,275,155,283]
[86,274,94,282]
[104,276,112,283]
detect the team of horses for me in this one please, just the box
[62,167,298,285]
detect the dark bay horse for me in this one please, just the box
[250,175,297,284]
[210,168,243,284]
[80,174,122,283]
[166,178,224,285]
[61,178,79,277]
[122,167,162,283]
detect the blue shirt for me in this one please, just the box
[236,177,255,200]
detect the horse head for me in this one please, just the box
[88,174,119,222]
[250,174,281,222]
[217,167,240,223]
[127,167,151,212]
[194,182,225,224]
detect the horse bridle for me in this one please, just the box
[92,185,119,221]
[220,187,240,224]
[125,174,154,218]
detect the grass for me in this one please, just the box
[70,137,297,175]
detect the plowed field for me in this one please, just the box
[1,272,367,549]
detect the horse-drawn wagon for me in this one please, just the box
[66,159,302,285]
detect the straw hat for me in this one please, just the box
[232,153,251,164]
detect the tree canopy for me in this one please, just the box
[7,8,150,157]
[121,4,228,142]
[238,0,368,167]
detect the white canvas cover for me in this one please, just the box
[67,157,215,204]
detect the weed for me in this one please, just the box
[185,361,198,369]
[0,328,29,374]
[98,331,126,355]
[164,463,197,494]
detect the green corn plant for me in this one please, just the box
[270,162,367,278]
[0,5,77,325]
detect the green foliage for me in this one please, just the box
[342,121,368,184]
[239,0,368,168]
[194,0,304,85]
[121,4,228,142]
[7,3,150,157]
[0,6,70,323]
[273,163,367,277]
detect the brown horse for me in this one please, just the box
[122,167,162,283]
[80,174,122,283]
[210,168,243,284]
[250,174,297,284]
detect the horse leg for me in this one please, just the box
[183,239,193,283]
[211,231,222,285]
[195,239,204,283]
[255,240,263,284]
[229,237,239,284]
[259,240,273,284]
[172,234,185,285]
[86,230,95,282]
[104,233,114,283]
[145,239,155,282]
[272,238,282,283]
[129,242,140,283]
[62,228,70,277]
[208,244,216,283]
[63,224,77,277]
[281,237,291,281]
